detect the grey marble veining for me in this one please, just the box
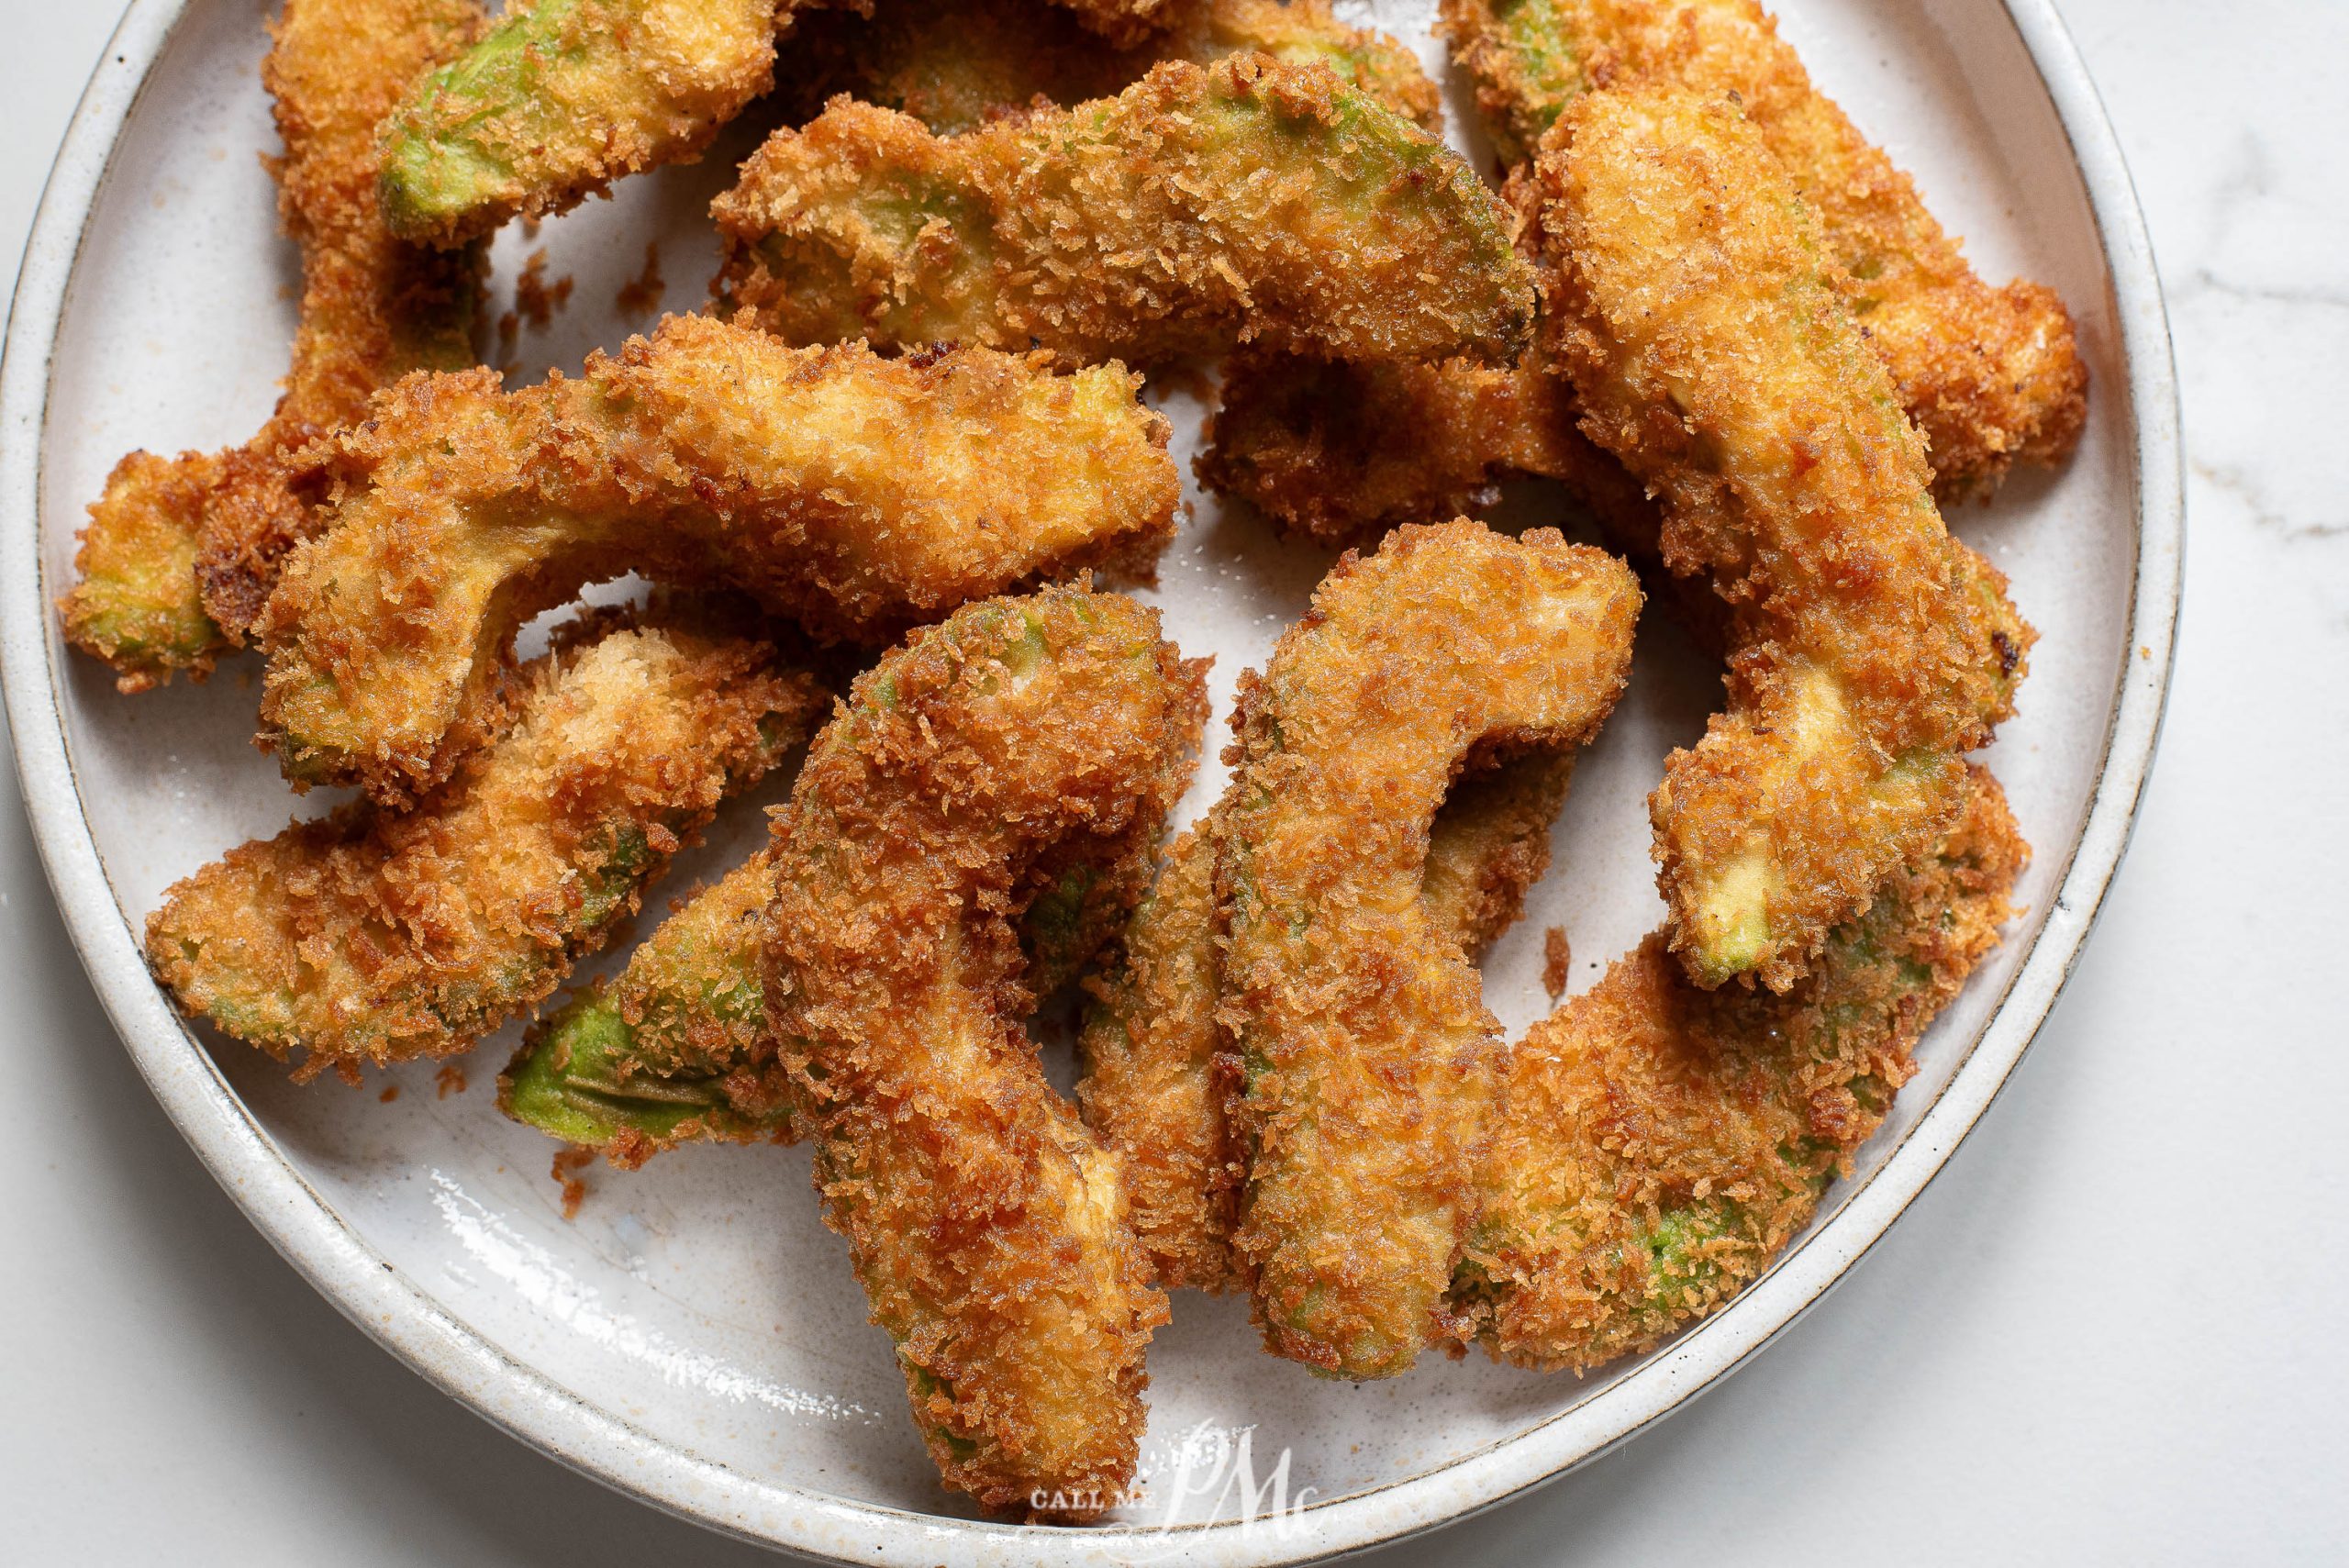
[2076,0,2349,592]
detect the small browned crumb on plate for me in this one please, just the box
[551,1144,596,1218]
[1146,359,1216,406]
[616,241,665,318]
[435,1062,469,1098]
[378,1084,400,1104]
[514,247,573,329]
[1542,925,1572,1000]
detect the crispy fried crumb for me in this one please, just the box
[58,0,486,686]
[513,248,573,328]
[379,0,803,244]
[763,584,1201,1518]
[148,604,826,1073]
[774,0,1442,139]
[1542,927,1573,1000]
[551,1145,596,1218]
[1080,741,1578,1295]
[1541,89,2028,989]
[1217,521,1640,1378]
[1442,0,2085,493]
[259,313,1179,804]
[1454,768,2027,1370]
[434,1063,468,1098]
[615,241,665,318]
[716,55,1533,367]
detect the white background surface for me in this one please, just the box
[1,2,2341,1562]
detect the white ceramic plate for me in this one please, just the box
[1,1,2178,1562]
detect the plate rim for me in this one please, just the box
[0,2,2183,1563]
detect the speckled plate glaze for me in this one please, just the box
[1,1,2177,1562]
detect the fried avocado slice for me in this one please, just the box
[1200,345,1647,550]
[1442,0,2085,493]
[1420,752,1582,951]
[146,602,826,1080]
[1450,765,2025,1369]
[379,0,791,245]
[257,311,1177,806]
[502,650,1207,1165]
[1540,90,2027,991]
[1075,749,1575,1294]
[777,0,1442,136]
[63,451,225,686]
[1195,347,2025,701]
[713,53,1536,367]
[1154,0,1441,129]
[1076,824,1229,1292]
[1197,0,2088,533]
[1215,520,1639,1379]
[762,584,1201,1519]
[375,0,1207,245]
[502,846,803,1157]
[60,0,485,690]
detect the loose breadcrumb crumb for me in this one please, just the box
[513,248,573,328]
[1542,927,1573,1000]
[616,241,665,318]
[551,1146,596,1219]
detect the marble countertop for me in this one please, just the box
[1,1,2341,1562]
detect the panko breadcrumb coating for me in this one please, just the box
[258,311,1177,806]
[1541,89,2026,991]
[501,634,1207,1166]
[1199,345,1642,550]
[503,844,807,1158]
[775,0,1442,135]
[146,601,825,1081]
[1077,750,1576,1294]
[60,0,485,690]
[761,584,1202,1518]
[1216,520,1640,1378]
[714,54,1535,368]
[1198,0,2087,540]
[377,0,1211,246]
[381,0,800,246]
[1452,765,2025,1368]
[1442,0,2085,493]
[1052,0,1180,49]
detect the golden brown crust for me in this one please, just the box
[1198,0,2088,542]
[763,584,1202,1518]
[59,0,486,690]
[1080,746,1576,1296]
[1420,752,1580,964]
[715,53,1532,367]
[257,312,1178,806]
[380,0,798,244]
[1442,0,2085,493]
[1215,521,1641,1377]
[1076,823,1233,1291]
[146,599,824,1079]
[1540,89,2023,990]
[1199,346,1648,550]
[775,0,1442,134]
[1052,0,1181,49]
[1453,766,2026,1368]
